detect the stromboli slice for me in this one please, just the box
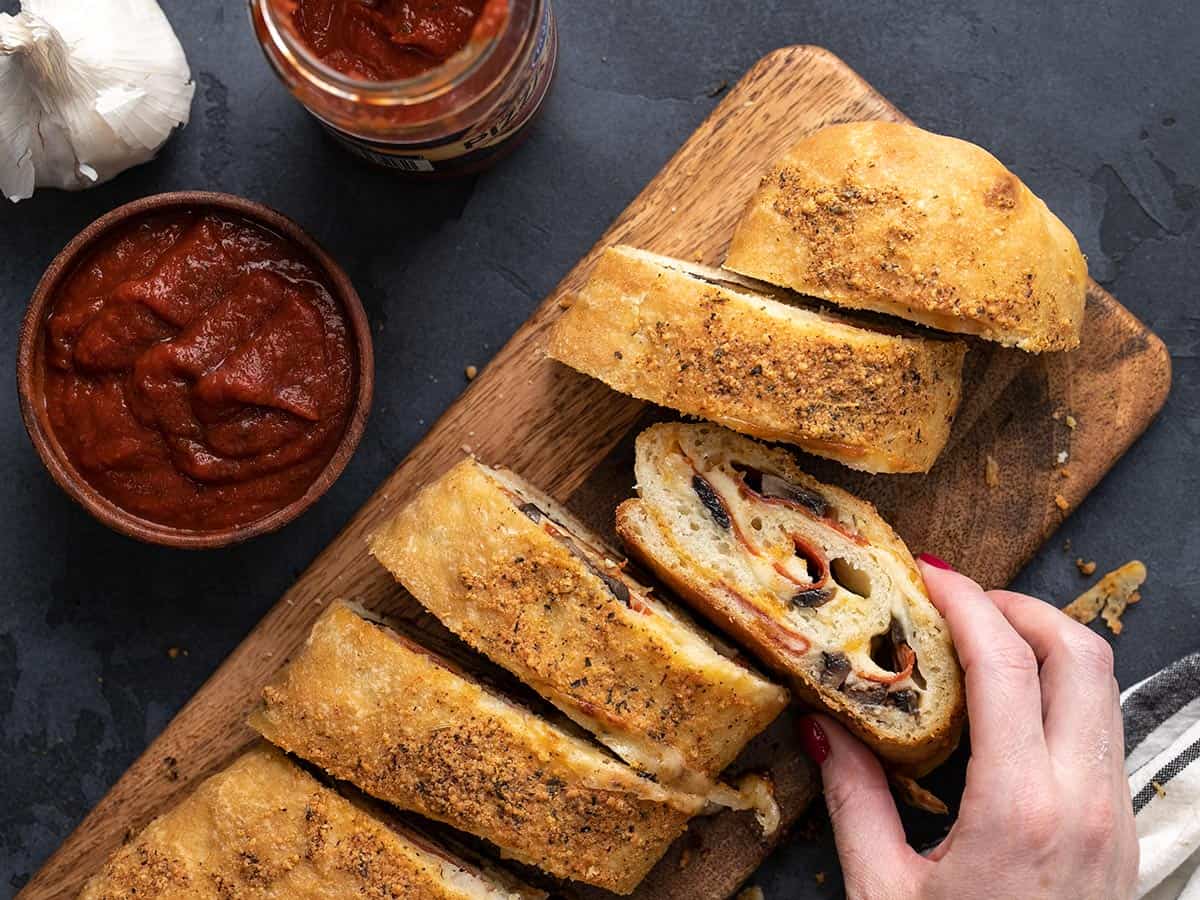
[547,244,966,474]
[249,602,701,895]
[368,458,789,797]
[79,744,543,900]
[725,121,1088,352]
[615,423,965,778]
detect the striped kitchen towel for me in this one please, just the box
[1124,653,1200,899]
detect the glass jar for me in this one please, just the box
[249,0,557,176]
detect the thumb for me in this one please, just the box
[799,714,927,897]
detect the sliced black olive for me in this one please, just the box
[692,474,731,530]
[518,502,543,522]
[595,569,631,608]
[792,587,833,608]
[887,689,918,713]
[760,472,830,518]
[844,683,888,706]
[731,462,830,518]
[820,651,851,688]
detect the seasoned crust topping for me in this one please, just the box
[369,459,788,788]
[79,746,539,900]
[767,166,1038,337]
[457,546,720,753]
[726,121,1088,352]
[645,290,951,449]
[548,245,966,473]
[249,604,698,894]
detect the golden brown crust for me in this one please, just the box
[79,745,544,900]
[615,424,965,778]
[725,121,1087,352]
[548,245,966,473]
[249,604,699,895]
[368,459,788,786]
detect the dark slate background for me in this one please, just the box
[2,0,1197,895]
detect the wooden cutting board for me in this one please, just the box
[22,45,1170,899]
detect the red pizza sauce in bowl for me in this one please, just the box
[18,193,373,547]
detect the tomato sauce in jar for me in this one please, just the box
[39,209,356,532]
[291,0,508,81]
[251,0,556,176]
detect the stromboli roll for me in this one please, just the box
[249,602,701,895]
[547,245,966,474]
[368,458,789,797]
[725,121,1088,352]
[615,423,965,778]
[79,744,544,900]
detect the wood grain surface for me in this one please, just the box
[22,45,1170,899]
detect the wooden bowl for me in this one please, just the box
[16,191,374,549]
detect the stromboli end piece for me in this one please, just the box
[725,121,1087,352]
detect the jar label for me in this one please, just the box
[324,6,557,174]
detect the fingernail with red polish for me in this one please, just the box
[917,552,955,571]
[798,716,830,765]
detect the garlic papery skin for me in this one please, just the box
[0,0,195,202]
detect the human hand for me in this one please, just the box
[797,557,1138,900]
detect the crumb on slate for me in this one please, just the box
[1062,561,1146,634]
[1076,558,1097,576]
[465,364,478,380]
[167,646,188,659]
[736,887,765,900]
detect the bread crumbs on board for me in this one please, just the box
[736,888,765,900]
[1076,558,1097,576]
[1062,561,1146,634]
[1054,493,1070,511]
[985,454,1000,487]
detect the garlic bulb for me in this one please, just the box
[0,0,195,202]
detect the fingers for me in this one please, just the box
[988,587,1133,862]
[987,590,1123,776]
[918,562,1049,773]
[800,715,927,896]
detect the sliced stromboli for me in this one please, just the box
[615,423,965,778]
[80,744,545,900]
[369,458,789,805]
[546,244,966,474]
[249,602,702,895]
[725,121,1088,352]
